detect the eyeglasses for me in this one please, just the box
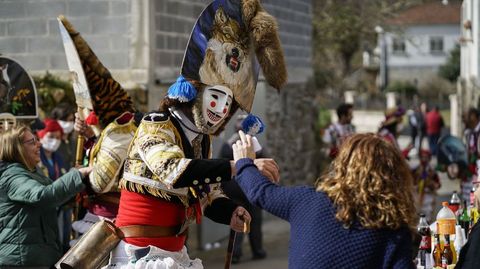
[22,136,39,145]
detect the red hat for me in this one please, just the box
[37,118,63,138]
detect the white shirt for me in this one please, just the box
[169,108,202,146]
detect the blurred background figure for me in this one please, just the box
[425,106,444,157]
[461,107,480,202]
[322,103,355,159]
[408,104,426,156]
[378,106,409,153]
[50,102,76,169]
[0,125,90,268]
[37,118,73,253]
[411,149,441,221]
[219,115,267,264]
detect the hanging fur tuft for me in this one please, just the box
[242,0,287,90]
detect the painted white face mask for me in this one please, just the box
[41,137,61,152]
[201,85,233,129]
[58,120,74,134]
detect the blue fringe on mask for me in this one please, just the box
[242,114,265,135]
[167,75,197,102]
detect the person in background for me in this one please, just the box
[232,132,416,268]
[38,119,67,179]
[51,102,76,169]
[408,104,426,155]
[0,125,91,268]
[30,118,45,134]
[411,149,441,221]
[378,106,412,158]
[425,106,444,157]
[461,107,480,202]
[219,115,267,264]
[419,102,428,151]
[322,103,355,158]
[37,118,73,253]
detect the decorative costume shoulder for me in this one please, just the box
[89,112,137,193]
[120,111,231,207]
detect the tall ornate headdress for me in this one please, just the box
[169,0,287,113]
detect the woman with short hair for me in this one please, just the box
[0,125,91,268]
[233,132,416,269]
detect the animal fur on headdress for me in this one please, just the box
[58,15,135,127]
[242,0,287,90]
[181,0,288,113]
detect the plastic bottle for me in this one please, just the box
[436,202,456,235]
[417,213,432,268]
[454,225,464,259]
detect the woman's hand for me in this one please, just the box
[254,158,280,184]
[78,166,93,179]
[232,130,256,162]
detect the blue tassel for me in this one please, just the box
[167,76,197,102]
[242,114,265,135]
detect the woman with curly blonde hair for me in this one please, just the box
[232,132,416,269]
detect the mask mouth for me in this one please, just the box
[207,109,223,123]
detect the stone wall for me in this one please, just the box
[151,0,313,80]
[262,0,318,185]
[0,0,132,73]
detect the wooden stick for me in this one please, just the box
[224,229,236,269]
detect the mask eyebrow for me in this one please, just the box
[208,88,228,95]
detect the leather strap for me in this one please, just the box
[119,224,184,238]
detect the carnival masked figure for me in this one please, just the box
[102,0,287,268]
[411,150,441,221]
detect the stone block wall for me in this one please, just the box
[152,0,313,81]
[0,0,131,73]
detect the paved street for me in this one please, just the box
[193,215,290,269]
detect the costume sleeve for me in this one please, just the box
[234,158,296,221]
[89,118,136,193]
[3,169,85,208]
[200,183,238,224]
[204,197,238,225]
[134,114,232,189]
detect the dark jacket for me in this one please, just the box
[456,222,480,269]
[0,161,84,267]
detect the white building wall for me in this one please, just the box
[386,24,460,68]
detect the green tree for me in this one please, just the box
[33,72,75,116]
[312,0,420,90]
[438,44,460,83]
